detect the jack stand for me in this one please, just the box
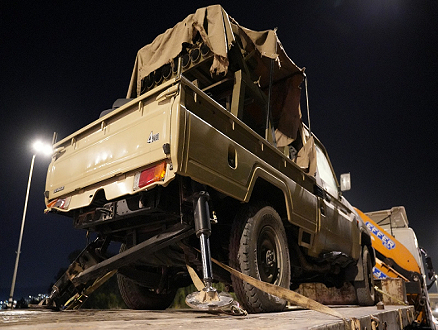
[185,191,234,311]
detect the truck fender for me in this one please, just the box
[244,166,291,214]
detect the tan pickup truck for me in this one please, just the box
[44,5,374,313]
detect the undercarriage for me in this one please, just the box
[44,175,367,313]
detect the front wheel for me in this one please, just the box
[354,245,376,306]
[229,204,291,313]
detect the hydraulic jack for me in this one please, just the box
[185,191,234,310]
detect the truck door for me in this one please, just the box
[314,144,354,255]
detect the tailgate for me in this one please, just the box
[46,84,177,209]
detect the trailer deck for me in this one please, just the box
[1,305,415,330]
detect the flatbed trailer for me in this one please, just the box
[0,305,415,330]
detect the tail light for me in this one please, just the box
[134,161,167,190]
[46,196,72,211]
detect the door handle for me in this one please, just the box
[320,204,325,216]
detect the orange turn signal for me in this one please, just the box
[134,162,166,190]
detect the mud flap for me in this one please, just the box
[354,251,365,282]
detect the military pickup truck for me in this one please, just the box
[44,5,375,313]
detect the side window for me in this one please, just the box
[315,145,339,199]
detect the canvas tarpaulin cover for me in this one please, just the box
[127,5,307,153]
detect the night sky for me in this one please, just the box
[1,0,437,299]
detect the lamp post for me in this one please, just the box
[8,140,52,309]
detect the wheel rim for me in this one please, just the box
[257,225,280,284]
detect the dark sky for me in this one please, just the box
[1,0,437,298]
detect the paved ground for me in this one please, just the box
[0,305,414,330]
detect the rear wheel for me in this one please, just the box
[117,244,176,310]
[229,204,291,313]
[354,245,375,306]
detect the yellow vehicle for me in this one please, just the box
[356,207,436,329]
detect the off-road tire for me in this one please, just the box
[229,203,291,313]
[354,245,375,306]
[117,244,176,310]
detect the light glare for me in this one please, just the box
[33,140,53,156]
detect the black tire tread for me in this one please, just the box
[355,245,375,306]
[229,203,290,313]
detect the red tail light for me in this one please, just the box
[46,196,71,211]
[134,162,166,190]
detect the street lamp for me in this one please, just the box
[7,140,53,309]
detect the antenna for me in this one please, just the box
[265,58,276,145]
[52,132,58,145]
[304,72,311,134]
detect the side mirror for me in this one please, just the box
[426,256,433,269]
[340,173,351,192]
[425,256,436,281]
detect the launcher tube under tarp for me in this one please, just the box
[126,5,304,141]
[127,5,302,97]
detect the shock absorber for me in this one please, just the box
[193,191,214,289]
[185,191,233,310]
